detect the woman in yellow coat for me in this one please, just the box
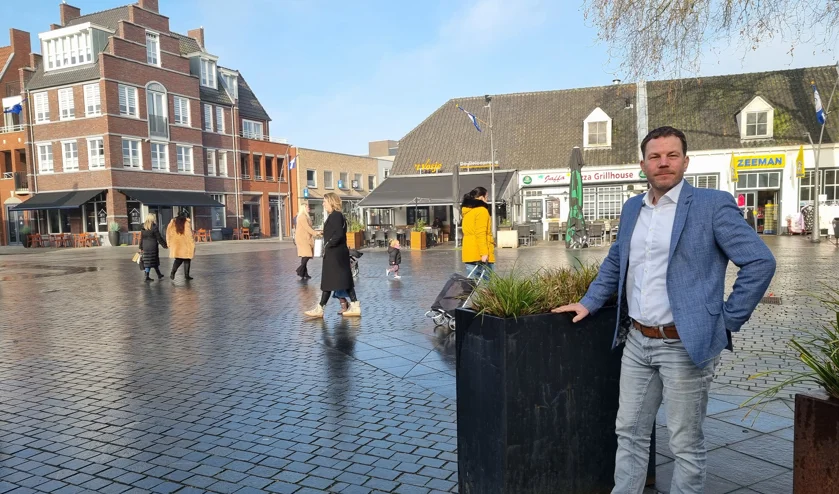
[461,186,495,280]
[167,210,196,280]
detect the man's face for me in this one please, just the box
[641,135,689,193]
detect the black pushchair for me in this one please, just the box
[425,265,482,331]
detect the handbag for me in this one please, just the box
[132,252,142,264]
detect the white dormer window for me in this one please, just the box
[738,96,774,140]
[584,107,612,148]
[200,58,217,88]
[220,69,238,100]
[39,23,109,72]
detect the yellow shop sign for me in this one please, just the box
[734,154,785,170]
[414,159,442,172]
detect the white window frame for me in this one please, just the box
[206,149,216,176]
[324,170,334,189]
[306,169,317,188]
[203,104,213,132]
[177,145,193,173]
[353,173,363,190]
[118,85,138,117]
[583,107,612,149]
[339,172,349,189]
[173,96,190,126]
[87,137,105,169]
[745,111,769,138]
[34,92,50,123]
[218,152,228,177]
[215,107,225,133]
[41,30,93,72]
[84,83,101,116]
[739,96,774,140]
[150,142,168,171]
[37,143,54,173]
[62,140,79,171]
[200,58,217,88]
[146,31,160,66]
[122,138,142,168]
[58,88,75,120]
[242,119,264,139]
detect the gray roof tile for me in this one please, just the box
[26,62,100,90]
[237,73,270,121]
[200,85,232,106]
[391,84,639,175]
[66,5,130,31]
[173,33,202,56]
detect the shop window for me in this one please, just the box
[736,172,781,190]
[407,207,429,225]
[84,192,107,233]
[685,174,719,189]
[799,171,816,204]
[525,199,543,222]
[596,186,622,220]
[128,202,142,231]
[824,169,839,200]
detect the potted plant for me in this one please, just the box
[411,219,428,250]
[20,225,31,248]
[455,264,655,492]
[346,218,365,249]
[743,287,839,493]
[242,219,251,229]
[108,222,121,247]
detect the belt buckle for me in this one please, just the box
[657,325,668,339]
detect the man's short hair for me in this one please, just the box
[641,126,688,158]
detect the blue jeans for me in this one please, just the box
[464,262,493,281]
[613,328,718,494]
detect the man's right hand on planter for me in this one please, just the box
[551,303,590,323]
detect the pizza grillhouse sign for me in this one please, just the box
[521,170,646,186]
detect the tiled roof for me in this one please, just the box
[237,73,270,121]
[173,33,202,56]
[0,46,13,77]
[26,62,101,90]
[200,85,232,106]
[66,5,130,30]
[390,84,639,175]
[647,65,839,150]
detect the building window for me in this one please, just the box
[221,72,238,99]
[146,31,160,66]
[215,107,225,133]
[240,154,250,179]
[118,85,138,117]
[177,145,193,173]
[339,172,349,189]
[210,194,226,228]
[62,141,79,171]
[307,169,317,188]
[84,83,101,116]
[800,170,816,203]
[200,58,217,88]
[42,30,93,71]
[218,152,228,177]
[87,137,104,169]
[596,186,622,219]
[34,92,49,123]
[242,119,263,139]
[368,175,376,190]
[147,83,168,139]
[824,169,839,201]
[122,139,141,168]
[383,168,390,178]
[206,149,216,176]
[173,96,189,126]
[58,88,75,120]
[151,142,168,171]
[324,170,334,189]
[736,171,781,190]
[37,143,54,173]
[203,104,213,131]
[266,156,274,181]
[254,155,263,180]
[587,121,608,146]
[746,111,769,137]
[684,174,719,189]
[353,173,362,190]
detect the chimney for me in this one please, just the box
[188,27,204,49]
[60,3,81,26]
[30,53,42,68]
[50,24,62,31]
[138,0,159,13]
[9,29,31,56]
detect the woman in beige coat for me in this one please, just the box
[167,210,196,280]
[295,202,318,279]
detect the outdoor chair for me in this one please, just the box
[132,231,141,245]
[517,225,532,246]
[589,223,604,246]
[88,234,101,247]
[548,223,561,241]
[374,230,386,248]
[232,228,243,240]
[363,230,372,247]
[242,227,250,240]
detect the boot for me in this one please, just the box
[144,273,153,282]
[184,260,193,280]
[155,269,165,280]
[342,301,362,317]
[304,304,324,318]
[337,298,349,314]
[170,269,176,280]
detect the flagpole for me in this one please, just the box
[812,69,839,243]
[485,96,497,239]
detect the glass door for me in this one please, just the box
[6,207,23,244]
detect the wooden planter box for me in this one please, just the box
[347,231,363,249]
[794,390,839,493]
[455,308,655,493]
[497,229,518,249]
[411,230,427,250]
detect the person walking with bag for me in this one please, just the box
[554,127,775,493]
[295,201,318,280]
[167,210,195,280]
[304,193,361,318]
[139,213,167,282]
[461,186,495,280]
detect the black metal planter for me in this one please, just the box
[455,307,654,493]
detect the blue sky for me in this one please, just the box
[2,0,836,155]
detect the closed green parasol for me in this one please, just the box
[565,147,588,248]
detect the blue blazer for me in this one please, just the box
[580,181,776,367]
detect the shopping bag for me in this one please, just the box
[313,237,324,258]
[132,252,142,264]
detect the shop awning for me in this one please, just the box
[358,171,515,208]
[120,189,223,207]
[12,189,105,210]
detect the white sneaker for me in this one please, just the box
[303,304,324,318]
[394,275,401,279]
[385,268,390,277]
[343,301,362,317]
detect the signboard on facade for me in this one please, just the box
[520,169,646,186]
[734,154,785,170]
[414,159,442,173]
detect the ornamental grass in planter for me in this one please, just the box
[743,287,839,494]
[456,263,653,494]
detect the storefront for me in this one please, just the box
[729,153,786,235]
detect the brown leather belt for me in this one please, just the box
[632,320,680,339]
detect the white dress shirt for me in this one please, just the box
[626,180,684,326]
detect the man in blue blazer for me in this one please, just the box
[555,126,776,493]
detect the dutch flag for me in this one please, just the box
[813,81,826,125]
[456,104,482,132]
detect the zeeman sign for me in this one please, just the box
[734,154,785,170]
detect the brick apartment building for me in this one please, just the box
[1,0,295,245]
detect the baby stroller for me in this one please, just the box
[425,264,482,331]
[349,249,363,278]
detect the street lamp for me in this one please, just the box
[484,95,497,238]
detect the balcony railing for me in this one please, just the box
[2,171,28,191]
[238,131,288,144]
[148,115,169,139]
[0,124,24,134]
[255,174,263,181]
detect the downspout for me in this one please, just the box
[232,103,240,230]
[25,88,37,194]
